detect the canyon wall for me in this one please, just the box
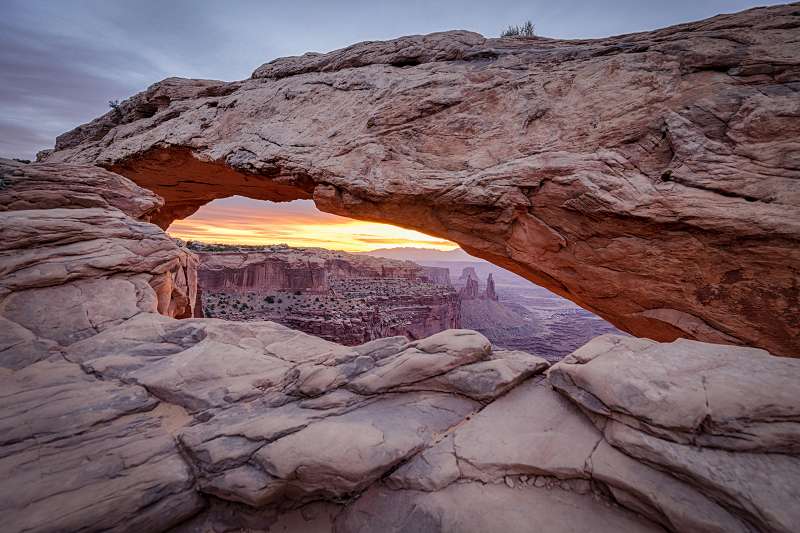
[197,252,329,293]
[420,265,452,285]
[196,245,430,293]
[279,285,461,345]
[194,246,460,344]
[42,3,800,356]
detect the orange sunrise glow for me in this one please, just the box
[167,196,459,252]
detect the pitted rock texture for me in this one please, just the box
[0,157,162,220]
[43,4,800,356]
[550,334,800,533]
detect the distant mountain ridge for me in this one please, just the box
[359,247,481,262]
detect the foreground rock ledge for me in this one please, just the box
[42,3,800,356]
[4,322,799,532]
[1,158,799,532]
[0,156,800,533]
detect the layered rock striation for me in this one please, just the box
[2,158,798,532]
[2,5,800,532]
[0,159,197,357]
[42,3,800,356]
[194,244,447,293]
[193,245,460,344]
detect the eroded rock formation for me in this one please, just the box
[420,265,451,285]
[1,156,798,532]
[195,245,442,293]
[461,273,480,299]
[485,273,498,301]
[3,5,800,533]
[0,159,197,354]
[193,246,461,344]
[42,3,800,356]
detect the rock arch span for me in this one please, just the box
[44,3,800,355]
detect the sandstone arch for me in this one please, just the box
[44,4,800,356]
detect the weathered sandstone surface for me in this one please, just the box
[3,5,800,532]
[43,4,800,356]
[0,159,197,355]
[1,159,798,532]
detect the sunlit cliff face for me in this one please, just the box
[166,196,458,252]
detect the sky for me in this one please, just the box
[168,196,458,251]
[1,0,780,249]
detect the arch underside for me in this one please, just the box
[107,145,799,357]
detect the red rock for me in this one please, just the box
[459,267,478,282]
[0,158,162,221]
[194,246,461,344]
[420,266,451,285]
[461,276,480,300]
[485,273,498,302]
[0,159,197,343]
[41,4,800,355]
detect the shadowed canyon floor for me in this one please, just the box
[190,243,461,345]
[2,3,800,532]
[187,240,622,360]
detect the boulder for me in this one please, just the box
[550,334,800,533]
[549,334,800,452]
[67,314,355,411]
[347,329,491,393]
[396,348,549,401]
[251,392,477,504]
[0,360,202,532]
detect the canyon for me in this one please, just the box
[1,3,800,533]
[191,243,460,345]
[454,267,624,362]
[2,156,798,533]
[190,243,622,359]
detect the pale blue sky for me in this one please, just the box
[0,0,782,159]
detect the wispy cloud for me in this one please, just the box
[2,0,776,160]
[167,197,459,251]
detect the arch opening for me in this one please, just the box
[102,145,797,357]
[165,195,624,360]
